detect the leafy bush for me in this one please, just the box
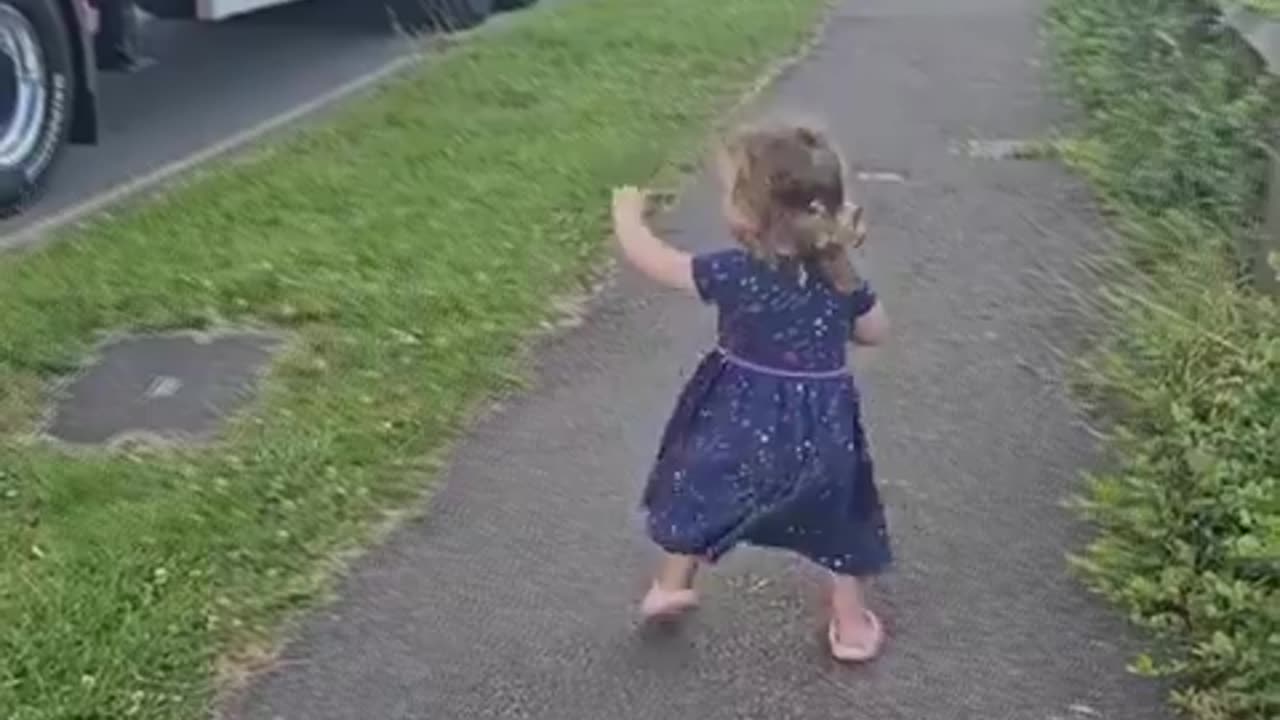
[1046,1,1280,718]
[1074,216,1279,720]
[1242,1,1280,19]
[1049,0,1274,230]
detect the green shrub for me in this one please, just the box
[1074,215,1279,720]
[1046,1,1280,718]
[1243,1,1280,19]
[1049,0,1275,230]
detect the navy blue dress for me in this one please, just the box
[643,248,891,577]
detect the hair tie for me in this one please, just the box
[839,202,867,249]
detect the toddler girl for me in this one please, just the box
[611,123,891,662]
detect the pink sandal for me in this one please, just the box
[828,610,885,662]
[640,584,699,620]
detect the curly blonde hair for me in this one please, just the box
[722,123,865,293]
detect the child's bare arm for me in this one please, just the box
[852,301,889,346]
[612,186,696,293]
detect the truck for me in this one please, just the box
[0,0,531,217]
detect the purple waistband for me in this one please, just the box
[717,348,849,380]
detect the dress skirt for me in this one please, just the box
[642,350,891,576]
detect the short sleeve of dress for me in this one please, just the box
[692,250,747,306]
[850,280,878,318]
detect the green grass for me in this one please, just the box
[0,1,829,716]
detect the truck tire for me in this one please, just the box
[381,0,493,33]
[133,0,196,20]
[0,0,75,217]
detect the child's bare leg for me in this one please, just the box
[655,552,699,591]
[829,574,884,661]
[641,552,700,619]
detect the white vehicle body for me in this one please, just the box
[194,0,299,21]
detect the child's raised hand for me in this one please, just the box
[611,185,696,293]
[612,186,648,228]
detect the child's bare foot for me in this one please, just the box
[829,574,885,662]
[828,610,884,662]
[641,552,701,620]
[640,584,699,620]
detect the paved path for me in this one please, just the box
[227,1,1173,718]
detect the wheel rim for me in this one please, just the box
[0,4,47,168]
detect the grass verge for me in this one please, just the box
[0,0,829,716]
[1046,1,1279,718]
